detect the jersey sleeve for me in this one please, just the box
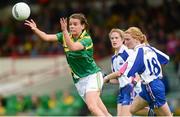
[56,32,63,44]
[152,47,170,64]
[79,38,93,50]
[124,48,145,78]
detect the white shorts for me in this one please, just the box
[75,72,104,101]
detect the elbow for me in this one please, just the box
[44,35,53,41]
[67,43,84,51]
[68,46,80,51]
[42,33,52,41]
[38,37,50,41]
[45,38,52,42]
[67,42,84,51]
[38,36,50,42]
[68,47,75,51]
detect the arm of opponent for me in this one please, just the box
[103,62,128,83]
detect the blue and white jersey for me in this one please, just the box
[124,44,170,84]
[111,45,132,87]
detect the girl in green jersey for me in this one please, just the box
[25,13,111,116]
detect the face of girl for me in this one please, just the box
[69,18,85,37]
[110,32,124,50]
[124,33,137,49]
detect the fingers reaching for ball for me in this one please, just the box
[24,19,37,30]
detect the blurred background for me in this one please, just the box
[0,0,179,116]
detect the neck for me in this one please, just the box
[72,30,85,38]
[72,34,80,38]
[133,42,141,48]
[114,45,122,54]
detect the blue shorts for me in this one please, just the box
[139,78,166,109]
[117,84,135,105]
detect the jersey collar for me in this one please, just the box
[115,45,127,55]
[79,30,87,39]
[69,30,87,41]
[134,44,145,51]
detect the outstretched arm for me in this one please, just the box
[109,79,119,84]
[24,19,57,41]
[104,62,128,83]
[103,71,121,83]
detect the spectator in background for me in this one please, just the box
[0,95,6,115]
[61,91,74,106]
[160,72,170,95]
[31,95,40,112]
[0,0,179,62]
[166,32,178,60]
[0,102,6,115]
[48,92,57,109]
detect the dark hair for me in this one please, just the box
[69,13,89,30]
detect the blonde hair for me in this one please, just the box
[125,27,148,44]
[109,28,124,40]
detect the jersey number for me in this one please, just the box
[147,57,160,76]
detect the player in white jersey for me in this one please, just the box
[123,27,172,116]
[104,28,154,116]
[104,28,137,116]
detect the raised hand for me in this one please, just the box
[60,18,67,32]
[24,19,37,31]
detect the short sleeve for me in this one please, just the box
[124,48,145,78]
[123,54,136,77]
[152,47,170,64]
[56,32,63,44]
[79,38,92,50]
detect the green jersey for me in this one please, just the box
[56,30,101,83]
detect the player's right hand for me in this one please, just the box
[60,18,67,32]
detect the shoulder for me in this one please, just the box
[56,32,62,38]
[127,48,143,61]
[80,31,92,40]
[147,45,170,64]
[121,45,134,55]
[126,49,134,55]
[80,32,92,42]
[56,32,63,43]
